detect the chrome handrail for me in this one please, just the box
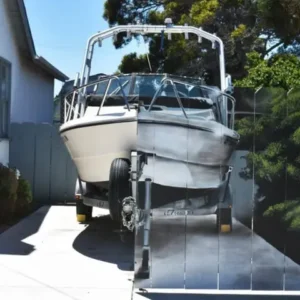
[64,74,131,122]
[147,77,188,118]
[108,79,130,96]
[217,93,236,130]
[97,78,112,115]
[165,78,236,129]
[63,73,236,129]
[147,76,236,129]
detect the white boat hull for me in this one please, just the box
[137,110,239,188]
[60,107,137,183]
[139,155,231,189]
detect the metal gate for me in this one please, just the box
[133,86,300,295]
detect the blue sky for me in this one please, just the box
[24,0,148,96]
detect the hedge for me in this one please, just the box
[0,164,32,224]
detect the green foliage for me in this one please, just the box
[231,24,247,39]
[103,0,264,81]
[103,0,166,48]
[15,177,33,218]
[184,0,219,26]
[235,53,300,90]
[292,128,300,145]
[235,86,300,218]
[0,165,33,223]
[264,200,300,230]
[117,33,200,74]
[0,164,18,223]
[244,51,263,69]
[103,0,300,82]
[119,53,150,73]
[257,0,300,45]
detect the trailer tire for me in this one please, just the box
[108,158,131,223]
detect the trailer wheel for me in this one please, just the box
[108,158,131,222]
[216,207,232,233]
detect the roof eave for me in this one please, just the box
[34,56,69,82]
[10,0,69,82]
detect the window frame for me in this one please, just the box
[0,57,12,139]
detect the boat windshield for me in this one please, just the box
[95,75,132,96]
[89,74,217,110]
[64,73,231,126]
[93,74,165,99]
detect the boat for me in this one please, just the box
[59,73,207,189]
[59,20,237,224]
[137,76,240,189]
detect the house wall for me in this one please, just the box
[14,58,54,124]
[0,0,54,165]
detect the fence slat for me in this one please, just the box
[49,126,69,203]
[33,124,52,203]
[9,123,36,197]
[9,122,77,204]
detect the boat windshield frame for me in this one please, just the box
[63,74,131,122]
[63,73,235,129]
[150,77,236,129]
[63,73,201,121]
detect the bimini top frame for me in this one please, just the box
[76,21,229,123]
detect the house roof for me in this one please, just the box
[4,0,69,82]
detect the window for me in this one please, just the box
[0,58,11,138]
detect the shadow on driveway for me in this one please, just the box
[0,206,50,256]
[72,214,134,271]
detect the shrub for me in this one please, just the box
[0,164,33,223]
[263,200,300,230]
[0,164,18,223]
[14,177,33,217]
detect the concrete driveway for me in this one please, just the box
[0,206,133,300]
[135,214,300,291]
[0,206,299,300]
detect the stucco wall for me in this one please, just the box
[0,1,54,165]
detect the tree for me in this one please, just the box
[234,50,300,217]
[235,52,300,90]
[257,0,300,47]
[103,0,166,48]
[104,0,300,84]
[104,0,262,80]
[118,53,150,73]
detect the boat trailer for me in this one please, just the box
[121,151,234,279]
